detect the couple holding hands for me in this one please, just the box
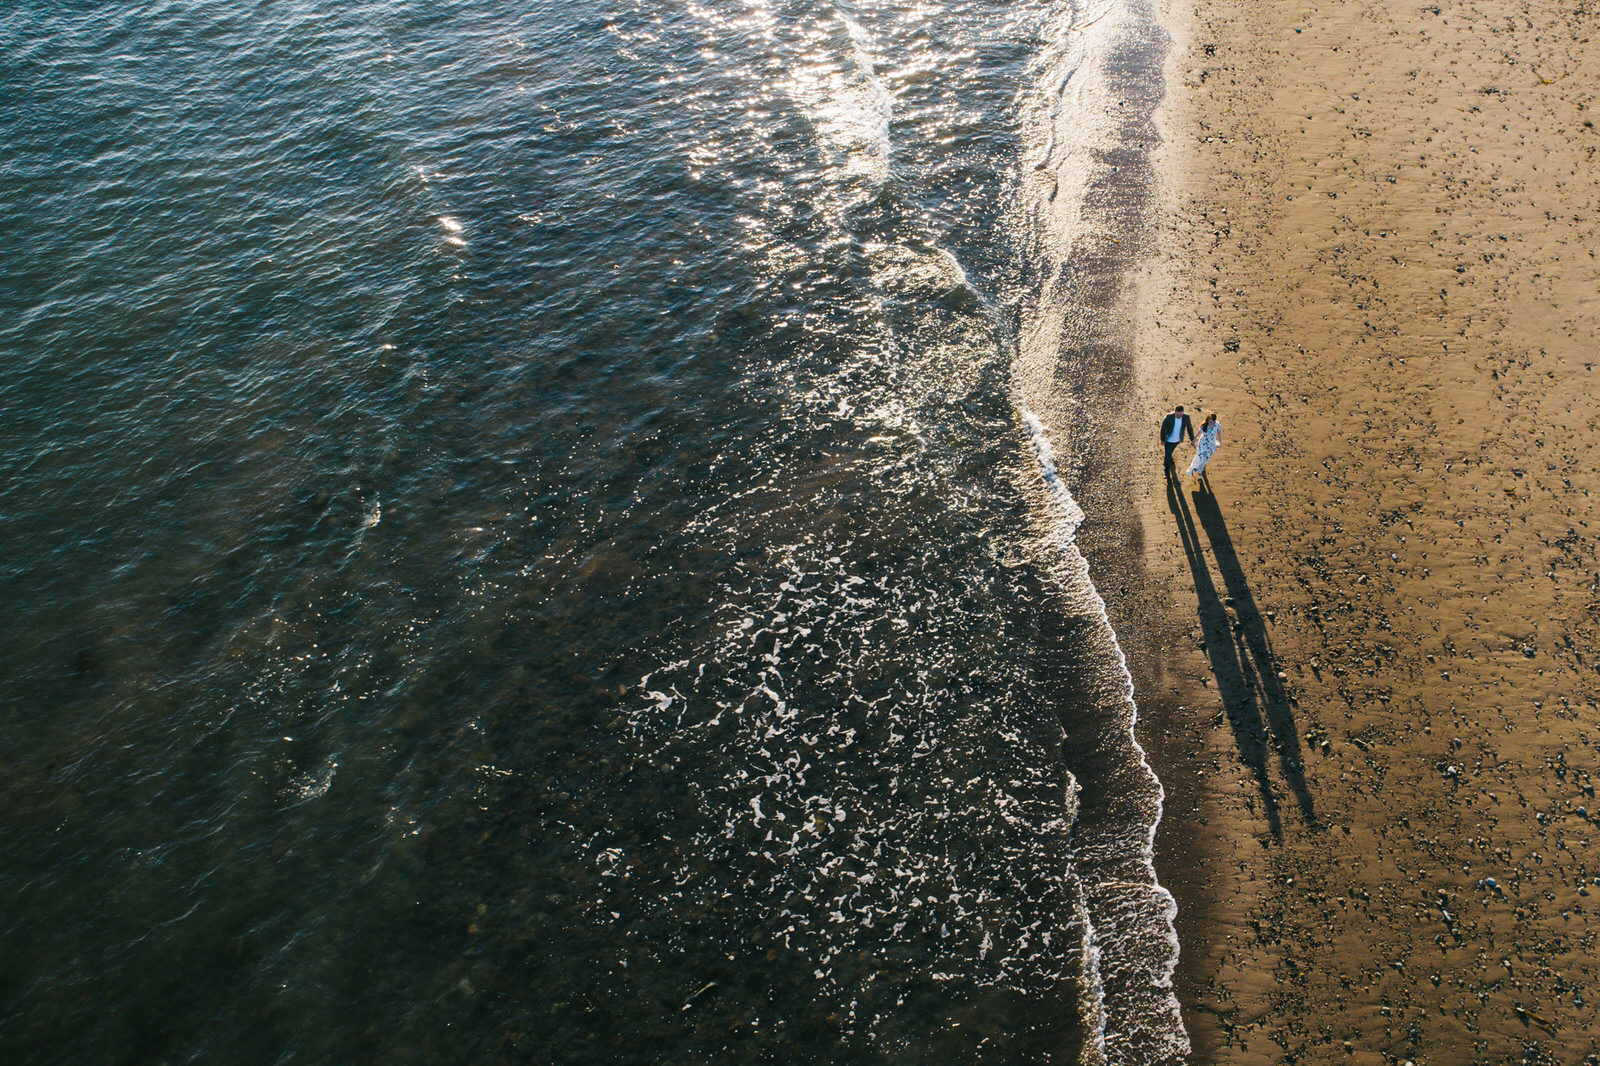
[1159,405,1221,480]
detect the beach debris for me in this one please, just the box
[1514,1003,1554,1029]
[683,981,718,1011]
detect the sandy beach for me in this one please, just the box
[1118,0,1600,1061]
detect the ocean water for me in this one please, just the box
[0,1,1177,1063]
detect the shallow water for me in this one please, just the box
[0,1,1178,1062]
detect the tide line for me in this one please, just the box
[1020,405,1189,1064]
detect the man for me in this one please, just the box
[1159,404,1195,473]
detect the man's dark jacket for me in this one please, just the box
[1159,412,1194,442]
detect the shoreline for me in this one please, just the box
[1123,0,1600,1061]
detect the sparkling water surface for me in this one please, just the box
[1,1,1178,1062]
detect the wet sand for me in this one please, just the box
[1124,0,1600,1061]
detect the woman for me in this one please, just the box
[1185,414,1221,479]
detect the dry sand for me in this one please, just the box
[1120,0,1600,1061]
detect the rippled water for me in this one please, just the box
[0,1,1177,1062]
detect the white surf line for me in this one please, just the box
[1022,407,1189,1064]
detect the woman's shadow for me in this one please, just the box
[1167,473,1315,838]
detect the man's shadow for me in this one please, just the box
[1167,473,1315,838]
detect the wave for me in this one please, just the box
[733,0,893,213]
[614,0,1186,1059]
[1012,0,1187,1061]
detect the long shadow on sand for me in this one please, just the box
[1167,474,1315,838]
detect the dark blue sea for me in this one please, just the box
[0,1,1180,1062]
